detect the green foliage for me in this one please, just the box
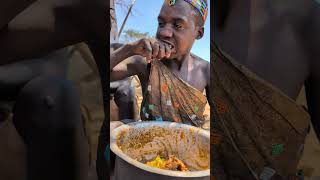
[121,29,150,43]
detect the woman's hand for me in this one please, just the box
[128,38,174,63]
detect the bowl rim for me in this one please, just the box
[110,121,210,177]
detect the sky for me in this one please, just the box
[114,0,211,61]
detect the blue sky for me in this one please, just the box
[115,0,210,61]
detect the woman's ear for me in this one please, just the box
[196,27,204,39]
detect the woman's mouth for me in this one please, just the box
[160,40,175,52]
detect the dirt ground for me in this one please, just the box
[0,44,319,180]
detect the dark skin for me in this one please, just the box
[0,0,108,111]
[110,1,211,115]
[109,43,136,121]
[0,0,107,65]
[0,0,108,180]
[215,0,320,140]
[0,0,108,101]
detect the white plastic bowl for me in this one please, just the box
[110,121,210,180]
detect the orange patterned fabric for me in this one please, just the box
[211,44,310,179]
[140,60,207,128]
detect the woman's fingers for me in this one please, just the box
[152,41,160,59]
[142,39,153,61]
[134,38,172,62]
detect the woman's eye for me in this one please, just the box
[174,23,183,29]
[158,22,165,27]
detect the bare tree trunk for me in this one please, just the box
[110,0,119,43]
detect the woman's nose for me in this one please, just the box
[158,27,173,38]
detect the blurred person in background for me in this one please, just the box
[0,0,107,180]
[212,0,320,179]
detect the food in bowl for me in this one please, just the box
[115,123,210,172]
[146,155,189,171]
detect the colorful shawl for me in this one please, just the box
[211,44,310,180]
[140,60,207,128]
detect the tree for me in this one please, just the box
[112,0,140,42]
[121,29,149,43]
[110,0,119,43]
[115,0,139,16]
[115,0,131,11]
